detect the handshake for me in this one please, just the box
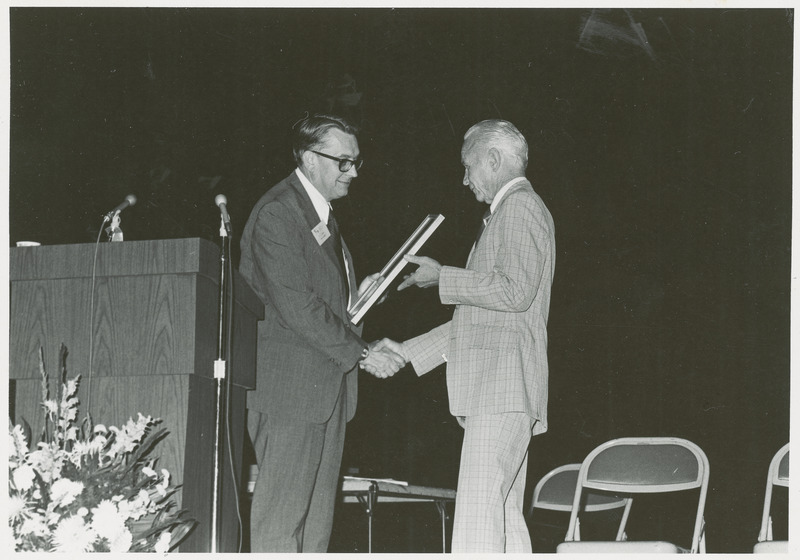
[359,339,407,379]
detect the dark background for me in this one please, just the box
[8,7,792,553]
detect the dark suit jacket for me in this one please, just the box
[239,170,364,424]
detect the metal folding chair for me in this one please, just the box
[528,463,631,542]
[753,443,789,553]
[556,437,710,553]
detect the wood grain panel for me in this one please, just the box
[9,239,264,552]
[90,275,197,378]
[9,238,216,281]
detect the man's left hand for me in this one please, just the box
[358,272,390,305]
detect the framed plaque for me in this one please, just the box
[348,213,445,324]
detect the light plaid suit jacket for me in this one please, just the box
[404,179,555,435]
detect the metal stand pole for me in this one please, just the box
[367,481,377,553]
[355,482,379,553]
[210,218,230,552]
[435,500,448,552]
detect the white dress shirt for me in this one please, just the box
[295,168,352,304]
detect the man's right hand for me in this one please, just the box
[397,255,442,290]
[359,339,407,378]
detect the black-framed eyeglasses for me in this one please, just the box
[311,150,363,172]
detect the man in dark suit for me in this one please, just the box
[239,113,404,552]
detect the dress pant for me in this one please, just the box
[247,377,347,552]
[451,412,534,553]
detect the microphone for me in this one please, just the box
[104,194,137,220]
[215,194,232,234]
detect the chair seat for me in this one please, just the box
[557,540,685,553]
[753,540,788,553]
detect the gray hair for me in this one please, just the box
[463,119,528,170]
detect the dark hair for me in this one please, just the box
[292,113,360,166]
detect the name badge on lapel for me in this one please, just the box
[311,221,331,246]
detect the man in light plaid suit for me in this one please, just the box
[384,119,555,552]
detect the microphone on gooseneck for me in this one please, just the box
[104,194,137,221]
[215,194,232,235]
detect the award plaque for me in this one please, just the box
[348,213,445,324]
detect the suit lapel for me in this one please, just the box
[288,174,347,279]
[467,180,532,266]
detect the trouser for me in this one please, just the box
[246,379,347,552]
[451,412,534,553]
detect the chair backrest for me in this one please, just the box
[530,463,631,542]
[532,463,630,513]
[756,443,789,543]
[564,437,710,553]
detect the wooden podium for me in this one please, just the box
[8,238,264,552]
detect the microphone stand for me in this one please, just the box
[211,217,231,552]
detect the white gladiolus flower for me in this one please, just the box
[154,468,171,497]
[107,414,152,457]
[61,403,78,423]
[9,424,29,459]
[141,465,157,478]
[64,426,79,442]
[67,436,107,467]
[42,399,58,416]
[28,444,60,483]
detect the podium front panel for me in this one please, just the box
[8,238,263,552]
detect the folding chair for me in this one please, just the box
[556,437,710,553]
[527,463,631,542]
[753,443,789,553]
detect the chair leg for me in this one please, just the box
[615,499,633,541]
[767,516,773,541]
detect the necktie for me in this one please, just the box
[474,208,492,246]
[327,211,349,292]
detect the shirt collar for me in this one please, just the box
[489,176,526,215]
[295,168,332,223]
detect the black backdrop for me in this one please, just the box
[9,7,792,553]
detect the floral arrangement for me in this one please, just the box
[8,346,196,552]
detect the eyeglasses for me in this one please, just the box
[311,150,363,172]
